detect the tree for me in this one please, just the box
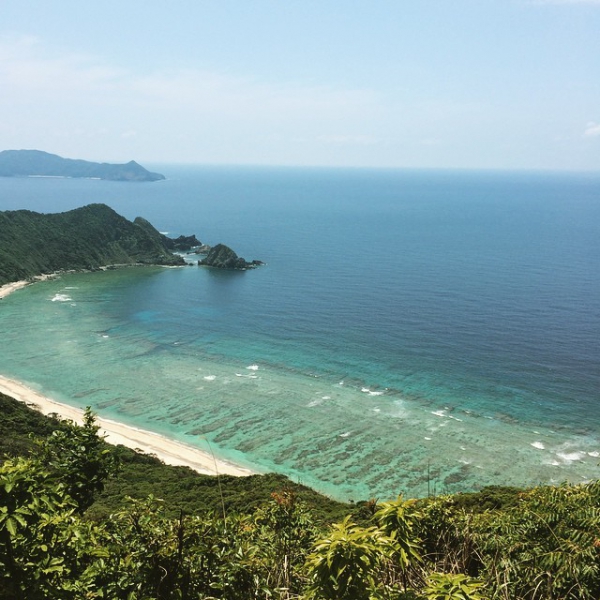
[254,488,316,594]
[35,407,119,513]
[0,457,105,600]
[304,516,391,600]
[370,495,424,595]
[423,573,486,600]
[473,482,600,599]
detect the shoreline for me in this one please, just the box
[0,374,254,477]
[0,278,36,299]
[0,263,189,301]
[0,274,63,299]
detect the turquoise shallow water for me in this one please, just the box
[0,167,599,500]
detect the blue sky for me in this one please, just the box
[1,1,599,170]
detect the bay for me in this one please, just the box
[1,166,599,500]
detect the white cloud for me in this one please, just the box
[0,34,379,121]
[0,34,124,94]
[583,122,600,137]
[0,34,385,163]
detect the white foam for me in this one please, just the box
[246,364,259,371]
[51,293,72,302]
[203,375,216,381]
[235,373,258,379]
[321,395,331,400]
[339,431,352,438]
[424,437,432,441]
[431,408,461,421]
[359,386,384,396]
[588,451,600,458]
[556,451,585,463]
[307,399,321,407]
[102,335,109,339]
[373,407,381,413]
[531,441,545,450]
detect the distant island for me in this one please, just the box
[0,149,165,182]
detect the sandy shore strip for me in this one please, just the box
[0,374,253,477]
[0,274,59,299]
[0,279,33,299]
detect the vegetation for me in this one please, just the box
[1,391,600,599]
[161,234,204,252]
[0,203,185,285]
[0,149,165,181]
[0,392,352,523]
[200,243,262,270]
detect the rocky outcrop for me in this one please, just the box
[199,243,263,270]
[161,234,203,252]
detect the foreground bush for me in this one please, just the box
[2,408,600,599]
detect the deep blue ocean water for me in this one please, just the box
[1,166,599,500]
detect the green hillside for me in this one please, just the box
[0,392,352,523]
[0,203,184,285]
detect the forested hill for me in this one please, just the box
[0,203,184,285]
[0,149,165,181]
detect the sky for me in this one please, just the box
[1,0,599,170]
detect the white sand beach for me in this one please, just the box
[0,374,253,477]
[0,274,58,299]
[1,276,252,477]
[0,280,33,299]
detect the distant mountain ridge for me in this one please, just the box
[0,204,184,285]
[0,150,165,181]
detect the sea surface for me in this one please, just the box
[0,166,599,501]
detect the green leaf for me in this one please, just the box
[5,517,17,536]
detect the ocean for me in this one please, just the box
[0,166,599,501]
